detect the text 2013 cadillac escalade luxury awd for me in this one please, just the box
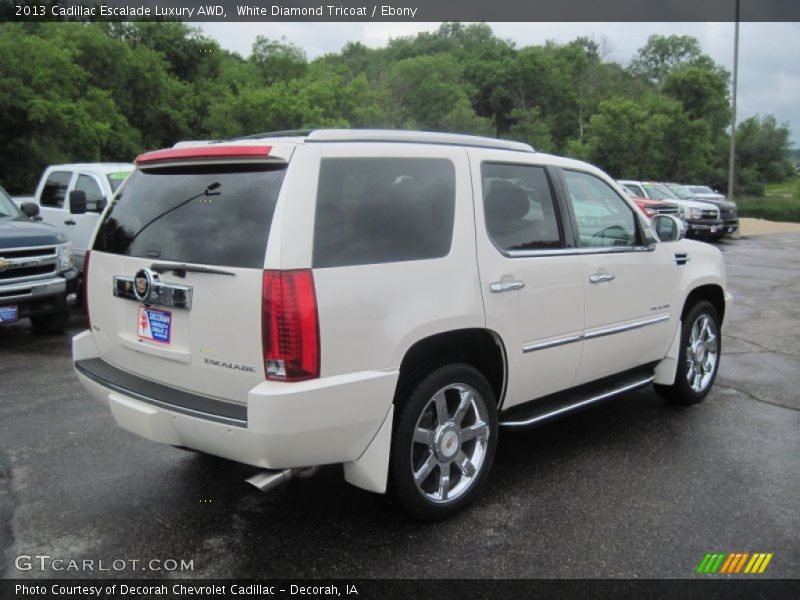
[73,130,730,520]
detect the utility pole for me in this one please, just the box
[727,0,740,202]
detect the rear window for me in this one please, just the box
[93,164,286,269]
[313,157,456,268]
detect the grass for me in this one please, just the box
[736,175,800,223]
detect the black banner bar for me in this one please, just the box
[3,0,800,23]
[3,579,800,600]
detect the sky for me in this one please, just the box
[199,22,800,147]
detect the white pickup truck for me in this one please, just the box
[27,163,133,272]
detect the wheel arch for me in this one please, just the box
[681,283,726,324]
[394,328,508,408]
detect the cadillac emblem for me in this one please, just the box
[133,268,156,302]
[0,258,8,271]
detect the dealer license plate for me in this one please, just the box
[137,306,172,344]
[0,305,19,323]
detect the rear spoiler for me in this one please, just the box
[135,145,273,165]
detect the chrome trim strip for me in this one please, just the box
[500,376,655,428]
[584,314,670,340]
[522,334,583,354]
[0,276,65,301]
[113,275,193,310]
[506,245,655,258]
[0,244,59,253]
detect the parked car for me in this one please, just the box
[619,186,682,222]
[29,163,133,272]
[679,184,739,236]
[74,130,730,520]
[1,185,79,332]
[686,185,725,201]
[619,180,723,240]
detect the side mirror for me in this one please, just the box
[69,190,87,214]
[20,202,40,218]
[653,214,686,243]
[97,197,108,212]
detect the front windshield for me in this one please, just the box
[690,186,715,194]
[0,186,22,218]
[644,183,679,199]
[107,171,132,192]
[667,184,694,199]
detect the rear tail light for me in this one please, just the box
[261,270,320,382]
[82,250,91,327]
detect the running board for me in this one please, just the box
[499,368,655,430]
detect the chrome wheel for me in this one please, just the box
[410,383,490,504]
[685,313,719,393]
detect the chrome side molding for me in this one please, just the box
[522,314,670,353]
[584,314,669,340]
[522,334,582,354]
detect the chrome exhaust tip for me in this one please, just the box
[246,468,297,494]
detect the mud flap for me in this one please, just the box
[654,320,682,385]
[343,405,394,493]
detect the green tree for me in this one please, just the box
[663,65,730,137]
[629,34,723,90]
[388,54,475,130]
[0,24,137,192]
[505,107,554,153]
[735,115,794,188]
[250,36,307,85]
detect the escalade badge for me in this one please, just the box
[133,268,157,302]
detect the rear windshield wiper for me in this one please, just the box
[150,263,236,278]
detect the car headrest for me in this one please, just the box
[485,182,529,221]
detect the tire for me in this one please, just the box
[31,310,70,334]
[655,300,721,405]
[390,363,498,521]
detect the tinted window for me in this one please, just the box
[75,175,105,213]
[564,171,638,248]
[93,164,286,269]
[481,163,561,253]
[41,171,72,208]
[313,158,455,268]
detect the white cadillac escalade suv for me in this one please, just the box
[73,130,730,520]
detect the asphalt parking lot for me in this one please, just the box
[1,234,798,580]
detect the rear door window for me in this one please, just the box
[481,163,562,253]
[93,164,286,269]
[41,171,73,208]
[313,157,456,268]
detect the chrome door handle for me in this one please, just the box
[589,273,615,284]
[489,280,525,293]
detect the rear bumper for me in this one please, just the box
[72,330,398,471]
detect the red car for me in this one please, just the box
[623,190,683,221]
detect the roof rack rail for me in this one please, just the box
[229,130,314,141]
[305,129,535,153]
